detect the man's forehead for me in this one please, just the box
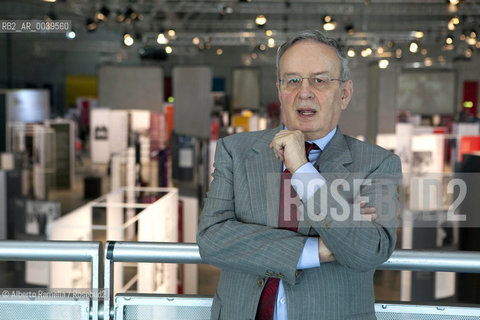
[279,41,341,74]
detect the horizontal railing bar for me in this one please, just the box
[108,242,201,264]
[107,242,480,273]
[381,249,480,273]
[0,240,101,262]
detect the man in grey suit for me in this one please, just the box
[197,30,401,320]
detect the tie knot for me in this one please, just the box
[305,142,320,157]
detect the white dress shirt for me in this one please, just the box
[274,127,337,320]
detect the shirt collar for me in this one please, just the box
[283,126,337,151]
[307,127,336,151]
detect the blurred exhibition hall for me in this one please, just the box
[1,0,480,319]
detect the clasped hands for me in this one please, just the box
[270,130,377,263]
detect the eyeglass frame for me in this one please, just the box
[278,74,346,91]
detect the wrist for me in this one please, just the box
[290,160,308,174]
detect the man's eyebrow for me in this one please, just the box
[282,71,330,76]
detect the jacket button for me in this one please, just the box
[257,278,265,287]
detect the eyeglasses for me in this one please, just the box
[279,74,345,92]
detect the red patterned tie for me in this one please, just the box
[256,142,319,320]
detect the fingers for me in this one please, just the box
[361,207,376,214]
[269,141,285,161]
[359,201,377,222]
[270,130,308,172]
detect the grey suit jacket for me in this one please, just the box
[197,126,402,320]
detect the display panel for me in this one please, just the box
[397,71,456,115]
[232,68,260,110]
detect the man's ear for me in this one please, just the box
[340,80,353,110]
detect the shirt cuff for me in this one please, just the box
[296,237,321,269]
[291,162,326,202]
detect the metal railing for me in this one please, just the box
[103,241,480,319]
[103,242,201,319]
[0,240,103,320]
[2,240,480,319]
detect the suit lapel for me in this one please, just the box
[314,128,352,178]
[245,126,283,227]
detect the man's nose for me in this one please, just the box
[298,79,314,98]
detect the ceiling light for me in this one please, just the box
[447,4,458,13]
[443,43,454,50]
[378,59,389,69]
[345,24,355,35]
[323,16,336,31]
[409,41,418,53]
[255,14,267,26]
[421,49,427,55]
[449,0,460,5]
[86,18,96,32]
[465,48,472,58]
[259,44,266,51]
[96,6,110,21]
[361,48,372,57]
[251,53,258,59]
[44,12,57,22]
[448,17,459,30]
[123,33,134,46]
[476,42,480,48]
[165,46,173,54]
[42,0,56,2]
[445,35,454,44]
[323,22,336,31]
[192,37,200,45]
[395,48,402,59]
[168,29,176,38]
[414,31,424,39]
[157,33,168,44]
[66,30,76,39]
[448,21,455,30]
[424,57,433,66]
[265,29,273,36]
[216,48,223,55]
[124,8,134,19]
[267,38,275,48]
[377,47,384,54]
[347,48,356,57]
[466,37,477,46]
[470,31,477,38]
[116,10,125,23]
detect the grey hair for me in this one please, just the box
[276,30,350,82]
